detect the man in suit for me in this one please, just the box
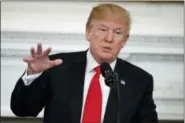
[11,3,158,123]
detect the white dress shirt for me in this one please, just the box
[22,50,116,122]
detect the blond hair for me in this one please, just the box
[86,3,131,31]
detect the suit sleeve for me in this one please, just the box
[10,69,50,117]
[135,74,158,123]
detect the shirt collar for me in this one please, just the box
[86,50,117,73]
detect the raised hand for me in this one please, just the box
[23,43,63,75]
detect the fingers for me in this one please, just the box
[23,57,34,63]
[37,42,42,55]
[42,47,52,57]
[36,43,51,57]
[30,42,50,56]
[30,47,36,57]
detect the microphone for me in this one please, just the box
[100,62,116,88]
[100,62,120,123]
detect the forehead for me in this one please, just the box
[91,19,128,29]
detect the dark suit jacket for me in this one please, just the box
[11,50,158,123]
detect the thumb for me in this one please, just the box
[52,59,63,66]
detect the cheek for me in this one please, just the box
[93,32,105,41]
[90,32,104,46]
[115,41,124,48]
[112,41,125,52]
[89,34,100,50]
[94,31,100,37]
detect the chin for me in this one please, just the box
[99,53,114,63]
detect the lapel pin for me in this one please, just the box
[120,80,126,85]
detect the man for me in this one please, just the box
[11,3,158,123]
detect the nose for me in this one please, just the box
[105,30,114,43]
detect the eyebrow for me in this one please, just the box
[98,24,108,28]
[98,24,124,31]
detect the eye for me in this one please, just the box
[115,31,121,34]
[116,32,121,35]
[99,28,107,31]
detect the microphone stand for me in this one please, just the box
[114,73,120,123]
[105,72,120,123]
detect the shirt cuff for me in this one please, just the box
[22,70,43,86]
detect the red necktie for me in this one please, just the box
[82,66,102,123]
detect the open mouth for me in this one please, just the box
[102,46,111,52]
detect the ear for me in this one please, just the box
[125,34,129,41]
[85,29,91,41]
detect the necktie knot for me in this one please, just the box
[94,66,101,75]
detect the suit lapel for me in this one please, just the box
[103,87,118,123]
[69,51,87,123]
